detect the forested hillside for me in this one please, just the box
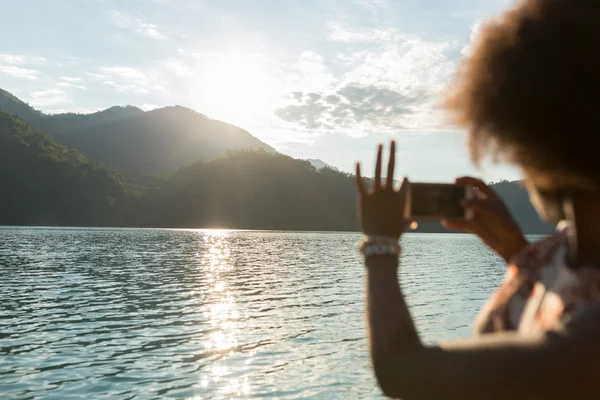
[121,150,358,230]
[0,88,275,174]
[0,111,127,226]
[121,150,552,233]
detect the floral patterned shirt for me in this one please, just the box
[475,227,600,336]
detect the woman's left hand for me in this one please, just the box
[356,141,412,240]
[442,176,527,262]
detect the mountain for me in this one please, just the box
[0,110,127,226]
[0,88,44,124]
[42,105,145,136]
[490,180,554,234]
[119,150,553,234]
[0,89,276,174]
[308,159,339,171]
[0,89,554,234]
[123,150,357,230]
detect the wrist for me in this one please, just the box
[501,235,528,262]
[365,254,399,271]
[359,235,401,259]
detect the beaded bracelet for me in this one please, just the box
[359,235,401,259]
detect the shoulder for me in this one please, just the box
[511,230,568,271]
[474,231,568,334]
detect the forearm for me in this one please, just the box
[366,257,564,400]
[364,253,595,400]
[498,234,528,263]
[365,254,422,385]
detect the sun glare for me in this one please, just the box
[192,51,279,127]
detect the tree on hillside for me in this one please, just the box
[0,111,127,226]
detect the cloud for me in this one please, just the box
[354,0,389,8]
[163,61,195,79]
[30,89,69,107]
[100,66,149,82]
[0,54,45,64]
[275,83,432,131]
[109,10,166,40]
[59,76,83,83]
[327,25,454,83]
[57,82,87,90]
[289,51,335,93]
[274,94,328,130]
[0,53,45,80]
[101,80,154,94]
[0,65,40,80]
[294,52,327,75]
[327,23,398,43]
[84,72,104,79]
[275,24,456,132]
[85,66,169,95]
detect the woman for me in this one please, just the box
[356,0,600,398]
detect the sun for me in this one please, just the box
[191,51,279,127]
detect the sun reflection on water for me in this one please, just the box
[221,376,251,396]
[197,230,251,397]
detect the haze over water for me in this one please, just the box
[1,227,514,399]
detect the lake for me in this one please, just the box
[1,227,516,399]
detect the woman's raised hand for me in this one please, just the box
[442,176,528,262]
[355,141,411,240]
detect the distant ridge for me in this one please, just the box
[0,88,276,174]
[307,159,339,171]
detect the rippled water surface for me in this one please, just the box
[1,227,512,399]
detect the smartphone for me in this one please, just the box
[406,182,474,221]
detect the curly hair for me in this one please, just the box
[444,0,600,189]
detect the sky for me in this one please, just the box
[0,0,522,182]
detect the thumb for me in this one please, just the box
[442,219,472,232]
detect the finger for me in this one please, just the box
[386,140,396,190]
[456,176,486,186]
[399,177,411,219]
[398,177,410,195]
[355,163,366,195]
[456,176,494,197]
[374,144,383,191]
[441,219,473,232]
[462,198,496,216]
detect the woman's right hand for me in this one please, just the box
[442,177,528,263]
